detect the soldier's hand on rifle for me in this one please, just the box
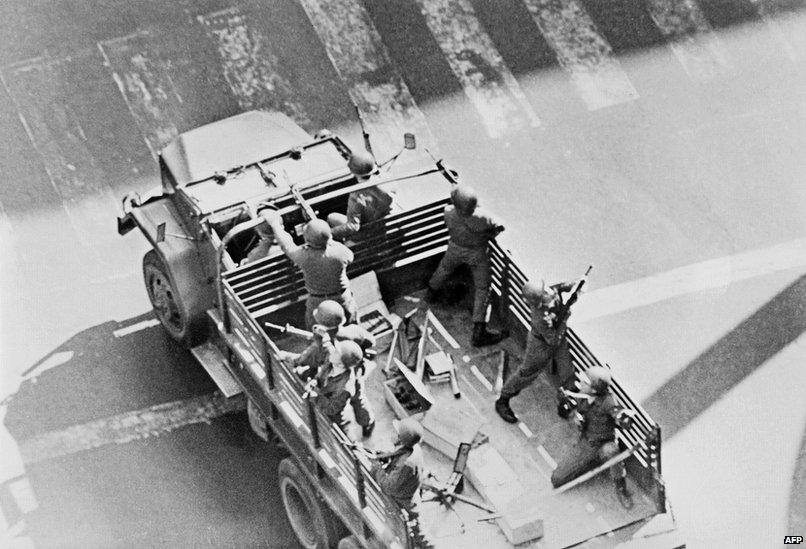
[260,209,281,228]
[311,324,330,340]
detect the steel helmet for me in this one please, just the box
[393,417,423,447]
[335,340,364,368]
[523,280,555,306]
[450,186,478,214]
[303,219,332,248]
[313,300,346,329]
[585,366,612,394]
[347,150,376,178]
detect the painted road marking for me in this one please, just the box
[526,454,552,481]
[197,7,311,129]
[517,422,534,438]
[98,31,183,157]
[298,0,434,159]
[7,478,38,514]
[537,444,558,470]
[0,55,120,246]
[22,351,74,379]
[575,237,806,322]
[646,0,729,80]
[749,0,802,62]
[17,393,245,465]
[415,0,540,137]
[521,0,638,110]
[469,364,493,391]
[112,318,160,338]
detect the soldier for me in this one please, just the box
[240,207,276,265]
[371,417,425,511]
[295,300,377,437]
[426,186,506,347]
[309,338,364,434]
[327,150,393,242]
[262,210,359,329]
[550,366,634,509]
[495,279,577,424]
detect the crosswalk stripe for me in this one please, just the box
[749,0,804,62]
[298,0,435,159]
[521,0,638,110]
[415,0,540,137]
[197,7,312,129]
[646,0,729,80]
[98,31,183,157]
[0,54,120,247]
[574,237,806,322]
[17,393,246,465]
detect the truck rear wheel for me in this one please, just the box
[278,458,340,549]
[142,249,205,347]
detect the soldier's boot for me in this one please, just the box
[495,396,518,423]
[615,477,634,509]
[361,420,376,438]
[472,322,506,347]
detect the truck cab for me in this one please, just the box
[119,111,683,549]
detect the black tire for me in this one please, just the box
[142,249,206,347]
[278,458,341,549]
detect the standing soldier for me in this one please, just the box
[309,338,364,435]
[426,186,506,347]
[327,150,393,242]
[262,210,359,329]
[550,366,635,509]
[370,417,425,512]
[295,300,377,437]
[495,279,577,424]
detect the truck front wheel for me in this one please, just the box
[142,250,204,347]
[278,458,340,549]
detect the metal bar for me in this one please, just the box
[307,396,320,449]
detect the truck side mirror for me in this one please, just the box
[404,133,416,150]
[156,222,166,243]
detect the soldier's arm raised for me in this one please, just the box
[261,210,299,256]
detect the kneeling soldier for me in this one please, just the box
[371,417,425,511]
[295,300,377,437]
[550,366,634,509]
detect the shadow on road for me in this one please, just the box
[642,273,806,439]
[2,313,299,548]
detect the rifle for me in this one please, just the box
[265,321,314,340]
[421,480,497,514]
[289,183,317,221]
[554,265,593,333]
[354,104,373,156]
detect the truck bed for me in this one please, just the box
[271,292,657,548]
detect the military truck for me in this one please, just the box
[118,111,684,549]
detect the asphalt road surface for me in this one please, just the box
[1,1,805,548]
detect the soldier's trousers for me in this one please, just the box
[550,437,624,488]
[305,290,359,330]
[428,243,491,322]
[350,372,375,428]
[500,331,573,398]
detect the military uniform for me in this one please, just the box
[241,237,274,265]
[279,238,358,329]
[500,281,576,399]
[429,204,503,322]
[313,364,357,431]
[550,387,626,488]
[371,445,424,510]
[329,187,393,241]
[296,324,376,431]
